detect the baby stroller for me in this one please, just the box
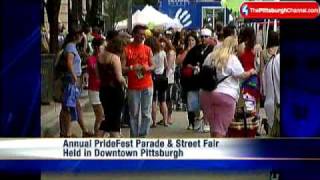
[228,91,258,137]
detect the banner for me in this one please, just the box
[1,138,320,160]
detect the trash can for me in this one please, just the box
[41,54,55,104]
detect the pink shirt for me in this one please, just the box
[87,55,100,91]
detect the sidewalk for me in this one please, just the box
[41,92,90,137]
[41,97,267,138]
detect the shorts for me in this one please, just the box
[153,86,166,102]
[166,84,174,102]
[88,90,101,105]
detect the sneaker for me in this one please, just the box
[194,119,202,131]
[203,124,210,133]
[187,124,193,130]
[197,123,204,133]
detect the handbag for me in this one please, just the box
[181,66,193,78]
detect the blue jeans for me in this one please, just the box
[128,87,153,137]
[187,91,200,112]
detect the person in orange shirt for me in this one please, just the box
[123,25,155,137]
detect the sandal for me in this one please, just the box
[150,124,157,128]
[157,120,164,125]
[82,131,94,137]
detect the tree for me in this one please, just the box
[105,0,128,31]
[86,0,101,27]
[133,0,158,6]
[45,0,61,53]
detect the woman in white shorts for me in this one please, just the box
[87,38,106,136]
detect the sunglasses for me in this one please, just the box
[201,35,210,38]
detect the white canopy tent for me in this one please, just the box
[116,5,182,30]
[116,10,141,30]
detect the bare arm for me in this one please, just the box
[176,50,187,65]
[167,51,175,68]
[66,52,77,83]
[143,50,155,72]
[95,54,102,80]
[113,55,127,86]
[121,51,131,74]
[167,50,175,73]
[235,69,256,79]
[164,53,168,71]
[82,33,88,55]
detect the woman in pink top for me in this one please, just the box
[87,38,106,136]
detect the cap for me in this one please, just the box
[200,28,212,37]
[165,30,173,35]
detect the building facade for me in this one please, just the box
[159,0,229,29]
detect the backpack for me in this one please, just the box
[199,63,230,91]
[53,50,67,102]
[54,50,67,80]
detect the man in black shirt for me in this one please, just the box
[181,28,214,132]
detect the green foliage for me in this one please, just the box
[221,0,244,14]
[105,0,129,30]
[134,0,158,6]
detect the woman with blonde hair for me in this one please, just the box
[200,36,256,137]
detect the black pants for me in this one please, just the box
[99,85,124,132]
[188,111,196,128]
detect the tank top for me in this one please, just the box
[239,48,255,71]
[97,60,120,88]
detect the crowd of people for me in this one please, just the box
[50,21,280,138]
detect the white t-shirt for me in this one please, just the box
[263,54,280,127]
[166,50,176,84]
[203,53,244,100]
[153,50,166,75]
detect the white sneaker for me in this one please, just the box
[193,119,202,131]
[203,124,210,133]
[197,121,204,133]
